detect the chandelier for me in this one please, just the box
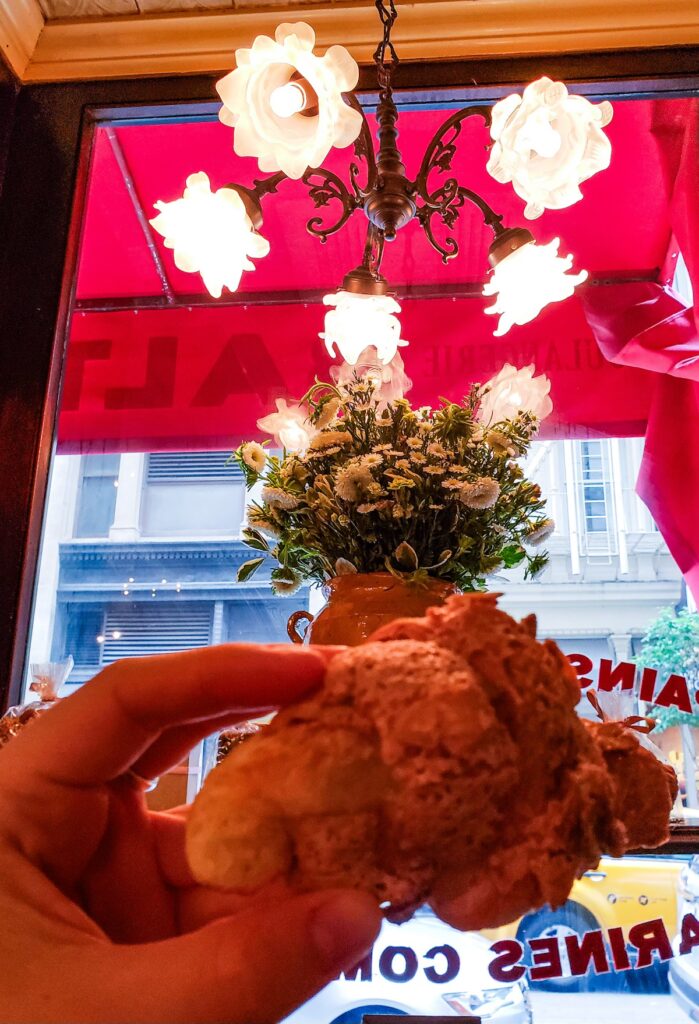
[151,1,613,365]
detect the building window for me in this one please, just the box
[141,451,245,537]
[101,602,213,661]
[62,605,104,679]
[74,454,120,538]
[577,440,616,554]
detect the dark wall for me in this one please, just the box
[0,54,18,199]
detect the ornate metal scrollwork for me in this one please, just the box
[300,165,361,243]
[412,105,499,262]
[346,93,378,201]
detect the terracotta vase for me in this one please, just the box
[287,572,457,647]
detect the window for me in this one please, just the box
[577,440,616,554]
[141,451,245,536]
[74,454,119,538]
[101,602,213,661]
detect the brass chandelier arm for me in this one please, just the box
[413,103,493,204]
[300,164,363,243]
[416,185,505,264]
[227,170,287,230]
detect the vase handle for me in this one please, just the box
[287,610,314,645]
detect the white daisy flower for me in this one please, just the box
[426,442,448,458]
[247,508,281,538]
[459,478,501,509]
[271,573,302,596]
[309,430,351,449]
[524,518,555,546]
[240,441,266,473]
[261,486,300,511]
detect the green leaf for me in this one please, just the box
[241,528,270,552]
[237,557,266,583]
[394,542,419,570]
[500,544,526,568]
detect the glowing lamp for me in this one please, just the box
[216,22,362,180]
[487,77,613,220]
[483,229,588,337]
[150,172,269,298]
[269,81,308,119]
[257,398,315,453]
[321,266,408,366]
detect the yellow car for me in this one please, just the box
[482,855,687,990]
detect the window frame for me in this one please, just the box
[1,52,699,851]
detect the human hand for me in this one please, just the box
[0,645,381,1023]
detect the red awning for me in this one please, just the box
[59,97,686,453]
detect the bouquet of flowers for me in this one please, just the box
[232,364,555,595]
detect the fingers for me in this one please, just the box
[111,889,381,1023]
[130,711,256,780]
[5,645,327,787]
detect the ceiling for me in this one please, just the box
[2,0,698,84]
[37,0,331,17]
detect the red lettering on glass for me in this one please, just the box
[607,926,632,971]
[528,937,562,981]
[487,940,526,983]
[568,653,594,689]
[680,913,699,956]
[639,667,658,703]
[598,658,636,692]
[628,918,673,968]
[654,675,692,713]
[564,930,611,977]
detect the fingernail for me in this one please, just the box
[311,892,381,969]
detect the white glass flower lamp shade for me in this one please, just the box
[478,363,553,424]
[150,172,270,299]
[320,280,408,366]
[483,228,588,337]
[331,348,413,403]
[216,22,362,180]
[487,77,613,219]
[257,398,315,453]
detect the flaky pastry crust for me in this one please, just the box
[186,594,677,927]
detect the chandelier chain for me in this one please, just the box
[373,0,399,89]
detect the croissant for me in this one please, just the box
[186,593,677,927]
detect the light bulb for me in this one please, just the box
[514,107,561,159]
[321,292,408,366]
[487,77,613,219]
[112,630,122,640]
[96,634,105,644]
[483,237,587,336]
[269,81,307,118]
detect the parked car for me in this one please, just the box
[484,855,686,992]
[670,854,699,1017]
[282,905,532,1024]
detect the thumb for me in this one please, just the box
[112,890,382,1024]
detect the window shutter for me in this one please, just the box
[147,452,243,482]
[102,603,213,661]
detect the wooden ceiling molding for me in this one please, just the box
[1,0,699,84]
[0,0,43,79]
